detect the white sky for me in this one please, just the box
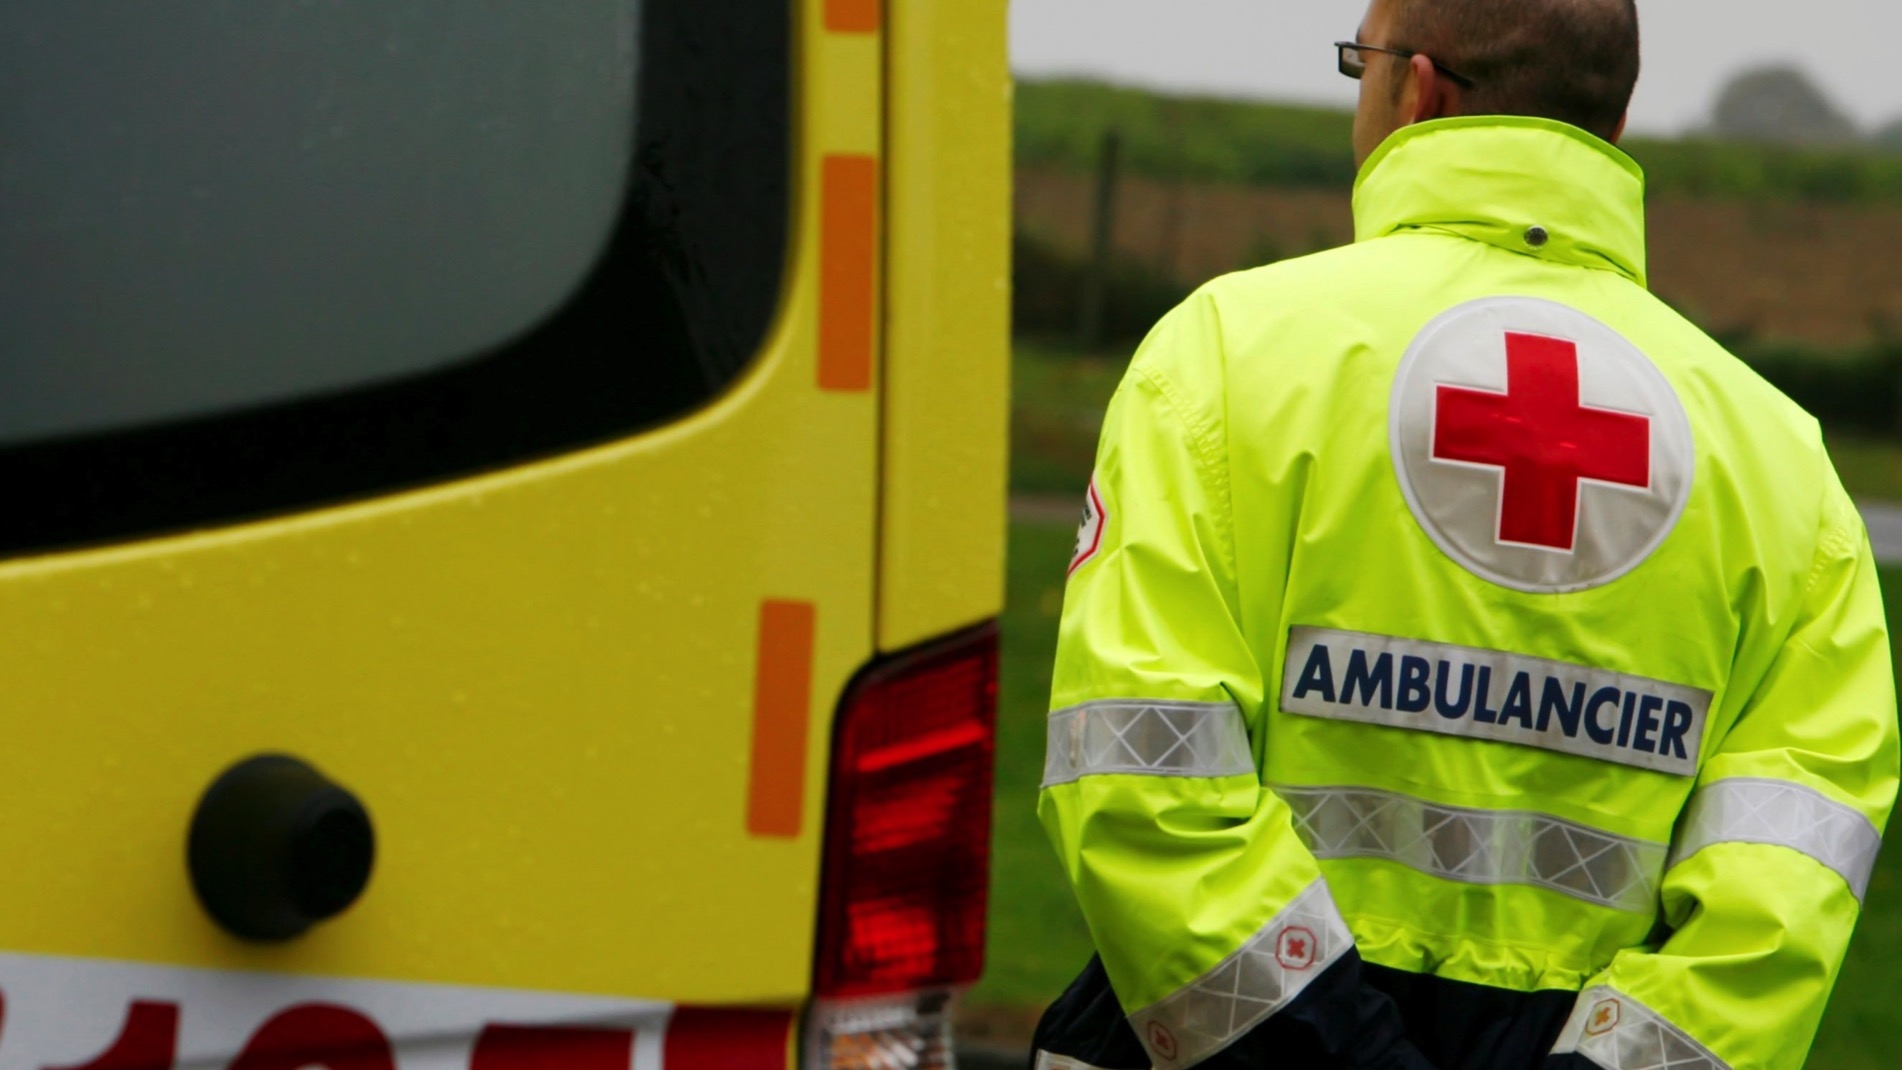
[1010,1,1897,136]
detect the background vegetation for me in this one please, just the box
[1013,78,1902,434]
[1017,79,1902,202]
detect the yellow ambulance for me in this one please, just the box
[0,1,1008,1067]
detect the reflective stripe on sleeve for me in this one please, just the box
[1034,1053,1116,1070]
[1277,785,1667,913]
[1125,878,1351,1070]
[1551,985,1729,1070]
[1042,700,1255,788]
[1668,777,1883,901]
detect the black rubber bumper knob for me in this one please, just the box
[187,754,376,941]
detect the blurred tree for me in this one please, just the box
[1876,118,1902,154]
[1712,66,1859,147]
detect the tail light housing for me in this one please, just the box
[806,625,998,1069]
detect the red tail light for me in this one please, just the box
[814,625,998,999]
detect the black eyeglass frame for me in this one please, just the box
[1335,40,1475,88]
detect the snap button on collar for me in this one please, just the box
[1524,225,1550,248]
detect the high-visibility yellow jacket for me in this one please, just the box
[1036,117,1899,1070]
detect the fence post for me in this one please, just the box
[1077,127,1122,350]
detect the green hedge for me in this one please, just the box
[1017,79,1902,202]
[1736,341,1902,434]
[1011,232,1192,346]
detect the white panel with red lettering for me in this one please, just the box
[0,951,789,1070]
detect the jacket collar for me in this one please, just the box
[1352,116,1648,287]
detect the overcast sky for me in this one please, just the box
[1011,1,1896,136]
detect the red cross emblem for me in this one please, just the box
[1146,1021,1179,1061]
[1391,298,1693,593]
[1275,926,1317,970]
[1585,998,1621,1036]
[1433,332,1651,551]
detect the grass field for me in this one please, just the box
[972,343,1902,1065]
[1007,342,1123,496]
[966,520,1096,1011]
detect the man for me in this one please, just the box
[1031,1,1899,1069]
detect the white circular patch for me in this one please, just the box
[1389,297,1693,594]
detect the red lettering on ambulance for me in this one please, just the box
[1434,333,1650,551]
[469,1024,632,1070]
[227,1004,393,1070]
[42,1001,177,1070]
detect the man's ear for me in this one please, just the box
[1406,52,1457,124]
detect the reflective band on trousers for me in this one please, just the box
[1126,878,1351,1070]
[1277,785,1667,913]
[1669,777,1883,901]
[1552,985,1730,1070]
[1043,700,1255,788]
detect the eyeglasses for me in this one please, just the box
[1335,40,1475,89]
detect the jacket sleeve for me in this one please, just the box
[1549,481,1900,1070]
[1037,299,1432,1070]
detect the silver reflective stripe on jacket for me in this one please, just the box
[1043,700,1255,788]
[1551,985,1729,1070]
[1668,777,1883,901]
[1277,785,1667,913]
[1126,878,1352,1070]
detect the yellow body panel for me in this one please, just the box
[0,1,893,1005]
[877,0,1012,650]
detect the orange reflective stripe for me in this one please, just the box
[747,600,817,837]
[824,0,880,34]
[819,154,878,393]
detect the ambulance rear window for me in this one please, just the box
[0,0,788,556]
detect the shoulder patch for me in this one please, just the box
[1069,477,1107,576]
[1389,296,1694,593]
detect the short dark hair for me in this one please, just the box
[1390,0,1640,141]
